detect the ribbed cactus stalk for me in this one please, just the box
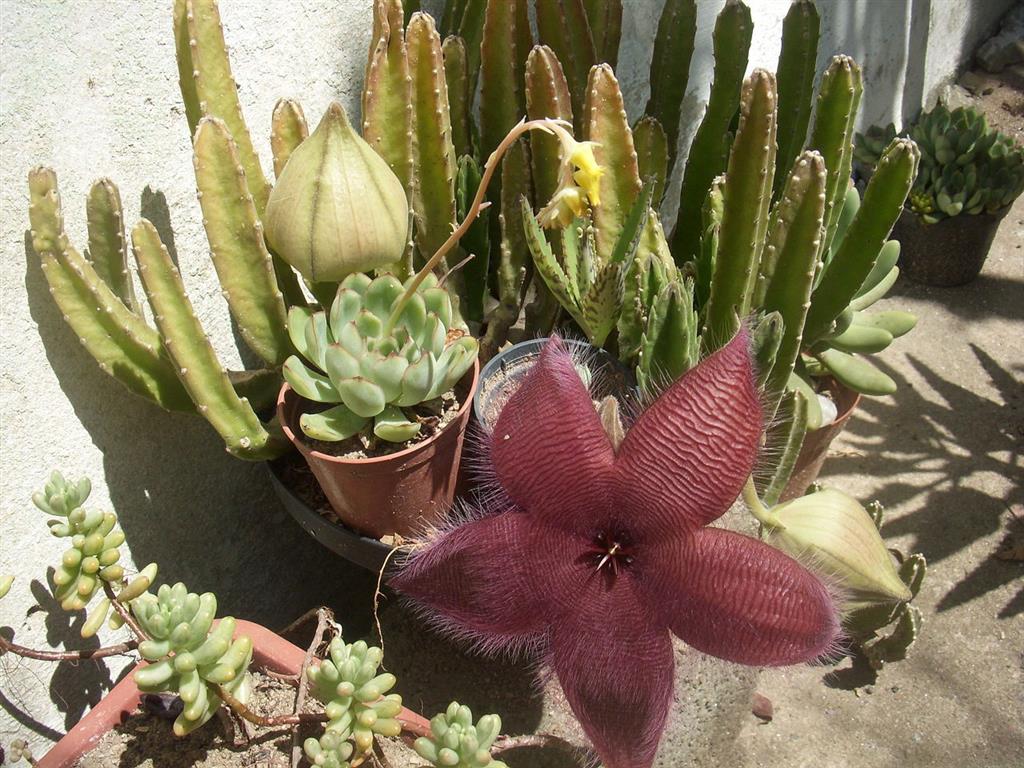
[283,272,478,443]
[672,0,753,264]
[443,36,474,159]
[773,0,820,201]
[414,702,508,768]
[703,69,777,348]
[633,116,669,205]
[636,278,700,393]
[85,179,138,314]
[583,0,623,67]
[131,585,253,736]
[479,0,531,162]
[644,0,697,174]
[536,0,598,128]
[270,98,309,178]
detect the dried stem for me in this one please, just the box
[218,684,328,728]
[492,732,579,756]
[291,607,334,768]
[0,632,137,662]
[384,118,569,334]
[103,580,148,640]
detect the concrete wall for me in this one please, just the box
[0,0,1011,757]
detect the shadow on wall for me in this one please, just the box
[19,191,547,738]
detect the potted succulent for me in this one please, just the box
[3,472,585,767]
[857,104,1024,286]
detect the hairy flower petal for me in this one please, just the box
[391,512,558,653]
[615,331,763,538]
[491,337,615,533]
[549,576,674,768]
[641,527,840,665]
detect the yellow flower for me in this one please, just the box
[538,186,588,229]
[568,141,603,206]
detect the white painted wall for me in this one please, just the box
[0,0,1012,758]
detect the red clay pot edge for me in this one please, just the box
[39,620,430,768]
[277,358,481,468]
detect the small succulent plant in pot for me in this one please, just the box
[857,104,1024,286]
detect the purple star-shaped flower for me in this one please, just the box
[392,332,840,768]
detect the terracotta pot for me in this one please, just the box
[39,620,433,768]
[277,360,480,539]
[780,380,861,501]
[892,205,1011,286]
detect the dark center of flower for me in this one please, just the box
[585,529,636,578]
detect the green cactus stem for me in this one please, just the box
[481,140,533,359]
[363,0,413,193]
[28,169,192,412]
[633,116,669,205]
[672,0,753,264]
[703,69,777,349]
[525,45,575,207]
[408,12,459,272]
[636,279,699,393]
[759,150,827,405]
[804,138,918,343]
[807,55,863,254]
[583,0,623,67]
[584,64,643,263]
[85,179,138,314]
[645,0,697,173]
[454,0,487,94]
[174,0,270,214]
[760,390,808,507]
[131,220,287,459]
[773,0,820,201]
[192,118,291,366]
[536,0,598,127]
[479,0,532,162]
[270,98,308,179]
[443,36,474,159]
[751,311,783,389]
[455,156,491,323]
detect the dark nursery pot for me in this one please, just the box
[781,379,861,501]
[892,205,1011,287]
[38,621,433,768]
[474,338,635,432]
[277,360,480,540]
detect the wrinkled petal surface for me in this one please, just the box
[491,337,615,533]
[615,331,763,538]
[549,574,674,768]
[640,527,840,666]
[390,512,558,653]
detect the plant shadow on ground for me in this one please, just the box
[822,346,1022,620]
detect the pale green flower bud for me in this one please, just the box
[265,102,409,282]
[766,489,912,604]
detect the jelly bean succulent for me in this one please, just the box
[284,273,478,443]
[4,472,533,765]
[857,104,1024,223]
[132,587,253,735]
[414,702,508,768]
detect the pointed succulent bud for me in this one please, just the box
[765,488,912,604]
[265,102,409,282]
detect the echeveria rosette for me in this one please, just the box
[392,332,840,768]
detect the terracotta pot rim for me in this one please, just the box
[39,620,431,768]
[277,357,481,467]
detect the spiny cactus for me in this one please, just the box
[131,586,253,735]
[284,273,478,443]
[414,702,508,768]
[306,639,403,754]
